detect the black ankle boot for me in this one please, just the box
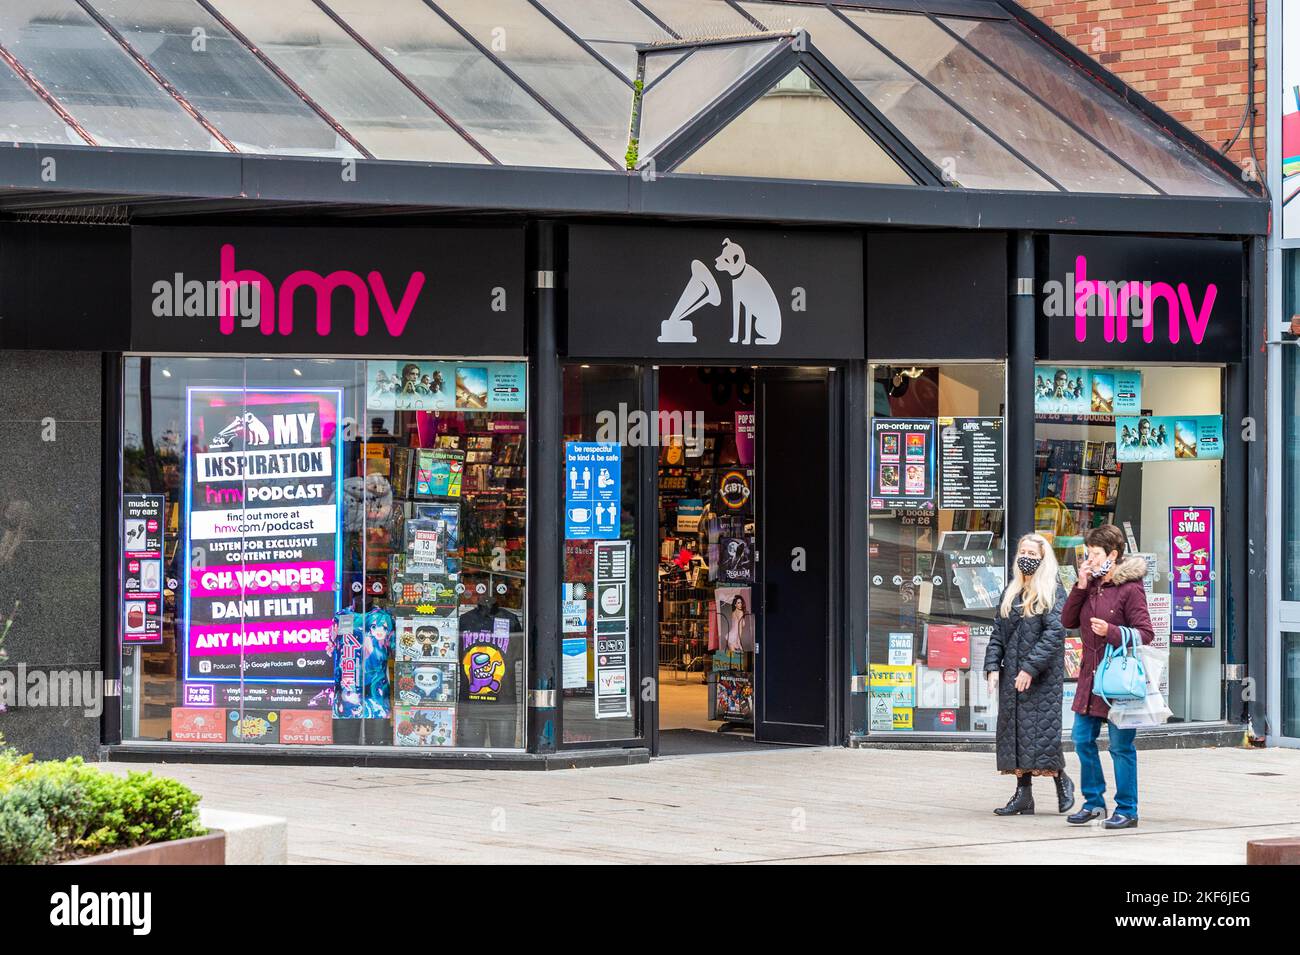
[993,776,1034,816]
[1054,771,1076,814]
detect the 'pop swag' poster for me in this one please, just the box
[183,388,342,709]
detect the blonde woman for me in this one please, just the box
[984,533,1074,816]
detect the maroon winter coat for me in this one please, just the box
[1060,556,1154,719]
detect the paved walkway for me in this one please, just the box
[111,745,1300,864]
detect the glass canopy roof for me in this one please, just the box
[0,0,1250,196]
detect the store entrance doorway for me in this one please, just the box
[654,366,832,752]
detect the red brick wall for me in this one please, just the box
[1020,0,1265,178]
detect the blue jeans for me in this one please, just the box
[1071,713,1138,818]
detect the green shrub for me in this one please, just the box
[0,751,204,863]
[0,784,58,865]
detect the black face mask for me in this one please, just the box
[1016,556,1041,577]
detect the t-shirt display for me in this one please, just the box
[456,603,524,705]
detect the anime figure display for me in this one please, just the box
[361,607,395,719]
[330,610,364,719]
[331,607,395,719]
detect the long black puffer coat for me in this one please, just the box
[984,583,1067,773]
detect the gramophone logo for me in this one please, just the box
[210,411,271,450]
[659,238,783,346]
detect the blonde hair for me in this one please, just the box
[1000,533,1060,618]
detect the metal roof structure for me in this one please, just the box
[0,0,1266,232]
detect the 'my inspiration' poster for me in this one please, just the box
[183,388,342,710]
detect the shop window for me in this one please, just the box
[120,356,527,750]
[1033,364,1224,724]
[864,363,1007,736]
[560,365,640,743]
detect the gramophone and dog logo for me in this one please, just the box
[659,238,783,346]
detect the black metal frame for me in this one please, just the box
[640,364,660,754]
[550,358,658,755]
[826,364,847,743]
[643,35,947,185]
[843,359,868,744]
[0,143,1264,235]
[100,352,124,747]
[1244,235,1268,729]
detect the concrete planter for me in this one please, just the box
[60,831,226,866]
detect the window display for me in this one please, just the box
[1034,364,1223,724]
[863,363,1006,735]
[120,356,527,749]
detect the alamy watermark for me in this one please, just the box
[0,664,103,718]
[595,402,706,455]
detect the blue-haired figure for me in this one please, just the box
[361,607,394,718]
[330,610,364,720]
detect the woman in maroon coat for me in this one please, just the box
[1060,524,1153,830]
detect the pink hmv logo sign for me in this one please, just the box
[218,243,425,336]
[1072,254,1217,346]
[136,225,525,356]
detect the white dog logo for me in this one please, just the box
[211,411,271,449]
[659,238,783,345]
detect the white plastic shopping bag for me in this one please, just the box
[1108,643,1172,728]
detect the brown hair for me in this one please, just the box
[1085,524,1126,559]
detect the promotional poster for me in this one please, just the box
[734,411,755,466]
[1169,506,1215,646]
[715,672,753,720]
[183,387,342,709]
[870,418,936,511]
[717,537,754,584]
[366,360,526,413]
[414,448,465,499]
[938,416,1005,510]
[1116,415,1224,462]
[868,663,916,708]
[717,468,752,513]
[715,585,755,653]
[1034,367,1142,415]
[122,494,165,646]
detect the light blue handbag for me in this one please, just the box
[1092,626,1148,705]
